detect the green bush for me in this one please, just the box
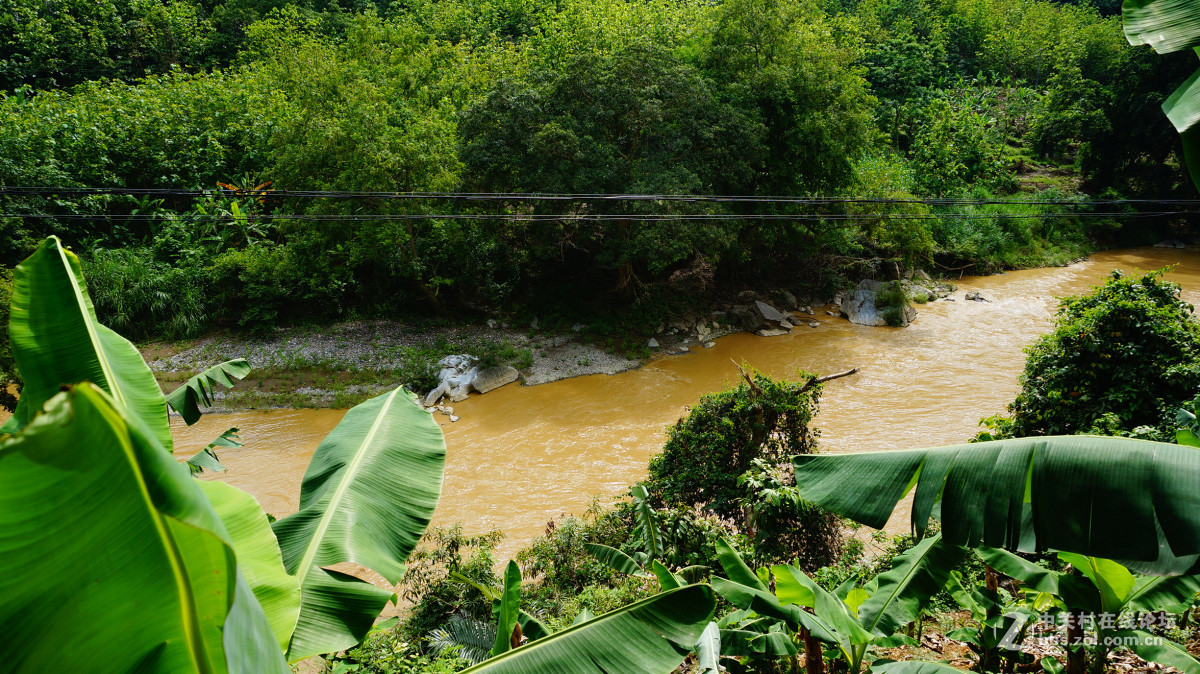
[394,526,504,647]
[645,368,842,569]
[343,629,471,674]
[210,243,348,331]
[984,269,1200,440]
[81,248,211,339]
[875,280,911,327]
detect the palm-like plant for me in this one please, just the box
[429,613,496,665]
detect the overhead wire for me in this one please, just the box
[0,211,1189,222]
[2,185,1200,207]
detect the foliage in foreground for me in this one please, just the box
[0,237,719,673]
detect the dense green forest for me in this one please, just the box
[1,0,1195,338]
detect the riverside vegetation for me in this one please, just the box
[11,1,1200,673]
[9,241,1200,674]
[1,0,1197,358]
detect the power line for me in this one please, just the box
[2,186,1200,207]
[2,211,1187,222]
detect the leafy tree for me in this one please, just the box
[645,367,842,570]
[460,41,764,294]
[704,0,874,196]
[985,269,1200,440]
[0,0,215,89]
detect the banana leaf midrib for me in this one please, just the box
[100,388,216,673]
[55,243,127,411]
[293,387,400,584]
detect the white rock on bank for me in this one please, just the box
[472,365,519,394]
[840,279,917,327]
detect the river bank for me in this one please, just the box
[165,245,1200,563]
[142,319,645,410]
[140,276,945,410]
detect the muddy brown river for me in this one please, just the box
[9,247,1200,563]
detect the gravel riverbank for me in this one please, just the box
[144,319,644,409]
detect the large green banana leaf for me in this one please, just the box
[2,237,172,450]
[857,535,966,637]
[271,386,446,660]
[1124,0,1200,189]
[199,480,302,651]
[167,359,252,425]
[459,584,716,673]
[791,436,1200,574]
[491,560,523,657]
[0,384,286,673]
[1112,630,1200,673]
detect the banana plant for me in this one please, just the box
[712,535,965,674]
[1,237,446,666]
[941,569,1040,672]
[459,584,717,673]
[187,426,244,474]
[975,547,1200,672]
[2,236,729,673]
[1123,0,1200,190]
[270,384,446,661]
[453,566,722,673]
[2,237,174,449]
[790,436,1200,575]
[166,358,251,425]
[583,541,709,589]
[0,384,290,673]
[452,560,553,655]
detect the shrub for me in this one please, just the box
[81,248,211,339]
[875,280,911,327]
[210,243,348,331]
[984,269,1200,440]
[645,368,842,569]
[394,526,504,646]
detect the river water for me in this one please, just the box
[8,247,1200,562]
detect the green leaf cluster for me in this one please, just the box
[989,269,1200,439]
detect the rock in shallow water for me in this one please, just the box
[839,279,917,327]
[471,365,519,393]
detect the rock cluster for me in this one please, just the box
[836,280,918,327]
[832,274,954,327]
[727,295,801,336]
[423,355,519,406]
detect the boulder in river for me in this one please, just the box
[907,285,936,302]
[757,327,790,337]
[472,365,519,393]
[964,291,989,302]
[840,279,917,327]
[755,300,786,323]
[424,381,451,407]
[1155,238,1187,249]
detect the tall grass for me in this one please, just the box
[82,248,211,339]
